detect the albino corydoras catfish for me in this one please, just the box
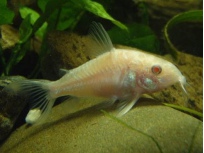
[5,22,187,124]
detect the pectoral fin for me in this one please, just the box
[117,94,140,116]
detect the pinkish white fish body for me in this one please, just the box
[5,22,187,124]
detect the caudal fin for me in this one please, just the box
[4,80,55,125]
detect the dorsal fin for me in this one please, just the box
[84,22,114,58]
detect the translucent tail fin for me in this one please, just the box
[4,80,55,125]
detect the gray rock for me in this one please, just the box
[0,76,27,141]
[0,98,202,153]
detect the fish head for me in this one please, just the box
[134,53,187,94]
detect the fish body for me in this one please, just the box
[50,50,139,99]
[49,49,184,98]
[5,22,187,124]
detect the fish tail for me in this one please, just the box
[4,80,55,125]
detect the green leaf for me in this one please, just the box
[137,2,149,25]
[4,16,32,75]
[82,0,127,30]
[48,2,83,31]
[20,7,38,25]
[108,23,160,53]
[19,6,47,39]
[165,10,202,30]
[0,45,6,76]
[33,0,67,33]
[19,15,32,43]
[163,103,203,119]
[35,0,127,33]
[14,42,31,65]
[164,10,203,59]
[38,0,49,12]
[0,0,15,25]
[3,14,36,76]
[58,10,84,30]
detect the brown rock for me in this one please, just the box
[42,32,89,80]
[151,52,203,113]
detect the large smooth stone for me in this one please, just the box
[0,98,202,153]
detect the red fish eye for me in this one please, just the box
[151,65,162,74]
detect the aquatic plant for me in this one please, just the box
[0,0,128,77]
[0,1,202,77]
[163,103,203,120]
[164,10,203,59]
[0,0,161,77]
